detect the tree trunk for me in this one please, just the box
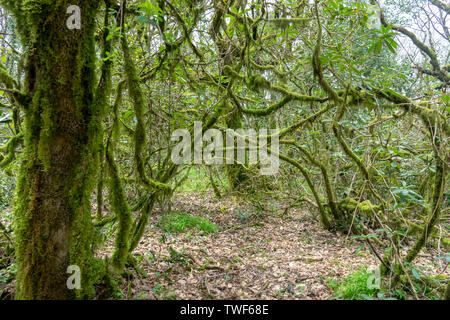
[210,0,250,192]
[225,105,250,191]
[12,0,102,299]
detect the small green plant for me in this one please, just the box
[0,263,16,284]
[135,293,148,300]
[328,266,379,300]
[158,212,218,235]
[235,209,253,224]
[152,284,177,300]
[0,172,15,212]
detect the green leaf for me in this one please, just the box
[411,268,421,280]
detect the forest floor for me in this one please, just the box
[104,191,448,300]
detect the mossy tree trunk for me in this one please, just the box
[225,105,251,191]
[9,0,103,299]
[210,0,250,192]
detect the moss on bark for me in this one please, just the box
[10,0,105,299]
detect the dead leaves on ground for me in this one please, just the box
[104,192,447,300]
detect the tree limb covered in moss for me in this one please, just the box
[121,16,171,193]
[429,0,450,14]
[282,139,342,221]
[0,133,23,168]
[370,87,450,136]
[374,0,449,85]
[105,138,132,272]
[277,151,331,229]
[405,140,446,263]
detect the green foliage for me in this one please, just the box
[235,208,260,224]
[158,212,218,235]
[328,267,379,300]
[0,262,15,284]
[0,173,14,211]
[137,0,163,26]
[178,167,229,193]
[368,25,398,55]
[151,284,177,300]
[179,167,210,193]
[392,183,426,207]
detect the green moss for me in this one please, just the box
[328,267,379,300]
[248,74,271,92]
[446,281,450,300]
[11,0,105,299]
[333,128,362,176]
[158,212,218,235]
[121,34,171,194]
[223,96,251,191]
[271,17,310,27]
[241,96,292,116]
[129,194,157,253]
[36,94,52,170]
[292,142,342,221]
[339,197,381,217]
[223,65,243,80]
[0,133,23,168]
[277,152,331,230]
[105,136,132,272]
[405,147,445,263]
[108,171,132,271]
[0,63,17,89]
[373,88,450,136]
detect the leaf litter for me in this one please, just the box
[101,192,448,300]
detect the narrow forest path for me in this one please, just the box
[104,192,446,300]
